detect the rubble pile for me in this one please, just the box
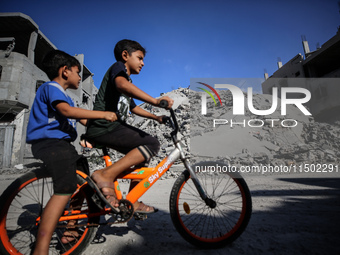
[129,88,191,167]
[86,88,340,172]
[189,89,340,167]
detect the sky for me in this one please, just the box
[1,0,339,100]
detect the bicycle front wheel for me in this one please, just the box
[0,167,99,255]
[170,161,252,248]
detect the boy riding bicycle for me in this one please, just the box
[26,50,117,255]
[85,39,173,213]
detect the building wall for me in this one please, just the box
[0,51,48,167]
[261,30,340,121]
[0,13,99,168]
[0,51,47,105]
[262,54,305,94]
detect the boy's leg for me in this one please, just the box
[60,156,91,244]
[33,194,71,255]
[92,148,156,213]
[31,140,81,248]
[90,124,160,210]
[90,122,159,182]
[91,123,160,178]
[96,147,145,181]
[91,147,145,208]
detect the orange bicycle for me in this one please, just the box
[0,102,252,254]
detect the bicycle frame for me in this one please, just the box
[59,107,209,223]
[98,107,208,205]
[0,104,252,254]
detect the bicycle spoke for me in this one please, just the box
[1,170,99,255]
[171,165,251,248]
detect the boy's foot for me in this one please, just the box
[134,201,158,214]
[61,229,79,244]
[61,220,79,244]
[88,171,119,209]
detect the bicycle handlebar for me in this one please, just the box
[159,100,179,142]
[159,99,169,109]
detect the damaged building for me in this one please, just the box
[262,29,340,122]
[0,13,97,168]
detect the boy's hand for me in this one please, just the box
[157,96,174,109]
[155,115,165,124]
[104,112,118,122]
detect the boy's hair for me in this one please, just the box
[42,50,81,80]
[114,39,146,62]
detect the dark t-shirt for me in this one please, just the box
[85,61,136,138]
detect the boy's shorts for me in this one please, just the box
[88,122,160,162]
[31,139,81,195]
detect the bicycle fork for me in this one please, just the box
[175,142,217,209]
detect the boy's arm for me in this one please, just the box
[55,102,117,122]
[115,76,174,108]
[131,106,164,123]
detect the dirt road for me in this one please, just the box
[1,172,339,255]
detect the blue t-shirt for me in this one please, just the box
[26,81,77,143]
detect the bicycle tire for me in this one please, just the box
[0,167,99,255]
[169,161,252,248]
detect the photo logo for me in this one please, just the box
[196,81,312,128]
[197,82,222,115]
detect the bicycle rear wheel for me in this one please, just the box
[0,167,99,255]
[170,161,252,248]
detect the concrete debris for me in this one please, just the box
[14,164,24,170]
[127,87,191,170]
[6,87,336,176]
[86,87,340,173]
[188,89,340,168]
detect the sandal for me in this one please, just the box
[86,171,120,212]
[134,201,158,214]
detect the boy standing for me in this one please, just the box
[85,39,174,213]
[26,50,117,255]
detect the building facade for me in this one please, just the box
[0,13,98,168]
[262,29,340,121]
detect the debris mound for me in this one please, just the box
[87,87,340,173]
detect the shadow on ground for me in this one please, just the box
[86,177,340,255]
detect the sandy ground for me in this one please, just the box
[1,170,339,255]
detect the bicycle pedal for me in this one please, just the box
[133,213,148,221]
[91,193,105,210]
